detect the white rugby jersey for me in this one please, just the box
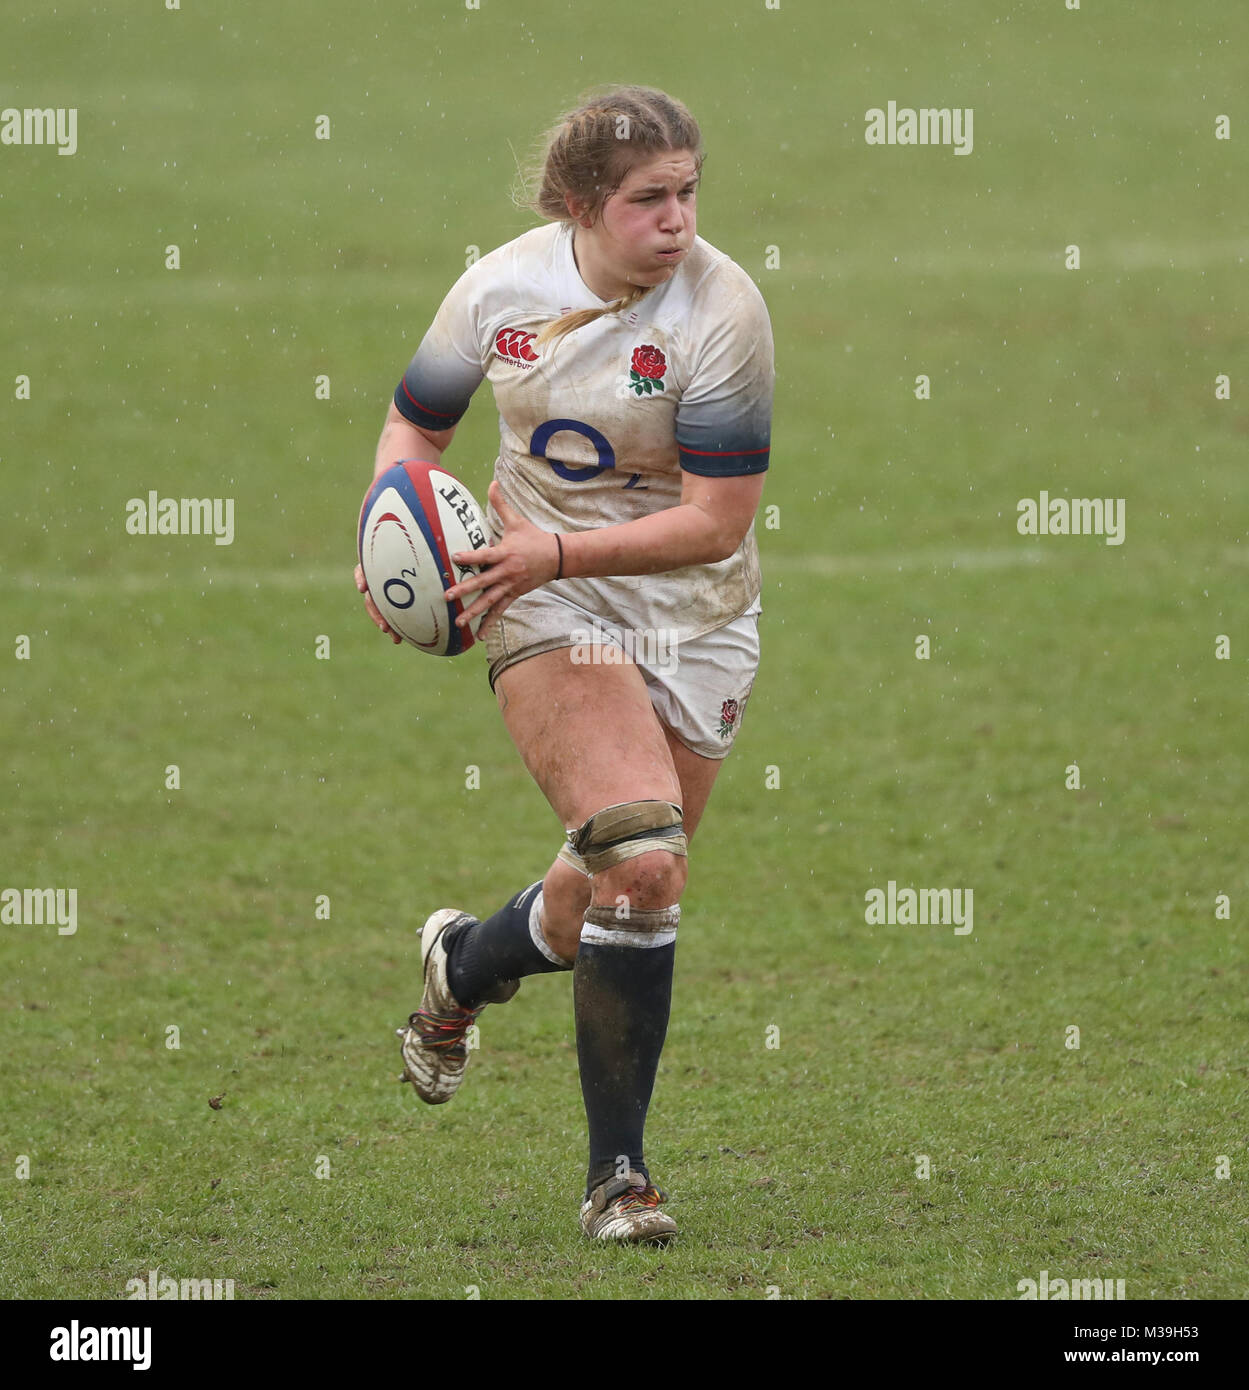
[392,219,774,640]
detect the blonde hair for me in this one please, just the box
[515,85,704,349]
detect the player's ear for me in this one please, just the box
[564,191,592,226]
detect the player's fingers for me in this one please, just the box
[488,479,520,525]
[457,583,509,628]
[450,549,528,602]
[358,564,399,640]
[449,555,492,580]
[363,591,395,636]
[452,543,499,567]
[445,566,494,603]
[456,592,494,627]
[476,592,513,641]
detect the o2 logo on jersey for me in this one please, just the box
[531,418,614,482]
[531,418,648,490]
[494,327,539,368]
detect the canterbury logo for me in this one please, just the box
[494,327,539,366]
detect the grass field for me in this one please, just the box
[2,1,1246,1301]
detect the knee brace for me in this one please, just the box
[564,799,688,876]
[556,839,591,877]
[581,902,681,949]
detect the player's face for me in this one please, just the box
[575,150,699,300]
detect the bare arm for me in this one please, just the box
[447,469,766,640]
[560,469,765,576]
[371,400,455,479]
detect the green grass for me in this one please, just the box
[1,0,1246,1299]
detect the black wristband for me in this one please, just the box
[554,533,564,580]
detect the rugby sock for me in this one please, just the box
[575,938,676,1198]
[444,882,570,1009]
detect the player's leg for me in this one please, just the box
[401,610,756,1108]
[441,877,568,1008]
[444,591,753,984]
[661,724,724,841]
[536,723,723,961]
[439,631,685,1004]
[533,856,592,963]
[527,597,754,959]
[537,604,756,960]
[484,647,692,1237]
[567,613,757,1234]
[401,642,685,1111]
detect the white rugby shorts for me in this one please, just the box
[485,585,761,761]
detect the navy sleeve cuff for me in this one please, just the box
[393,378,469,431]
[678,445,770,477]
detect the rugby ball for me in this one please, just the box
[357,460,491,656]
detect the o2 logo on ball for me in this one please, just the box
[383,569,420,610]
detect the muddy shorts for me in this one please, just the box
[485,586,761,760]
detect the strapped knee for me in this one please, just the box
[565,799,688,876]
[556,839,591,877]
[581,902,680,949]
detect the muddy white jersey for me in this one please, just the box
[392,219,774,640]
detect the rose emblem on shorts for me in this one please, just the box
[718,698,740,741]
[628,344,666,396]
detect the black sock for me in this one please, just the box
[444,882,570,1009]
[575,938,675,1199]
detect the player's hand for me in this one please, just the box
[355,563,402,644]
[446,481,560,642]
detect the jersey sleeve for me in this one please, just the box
[675,264,774,477]
[393,263,487,432]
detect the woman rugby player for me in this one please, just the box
[355,85,774,1243]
